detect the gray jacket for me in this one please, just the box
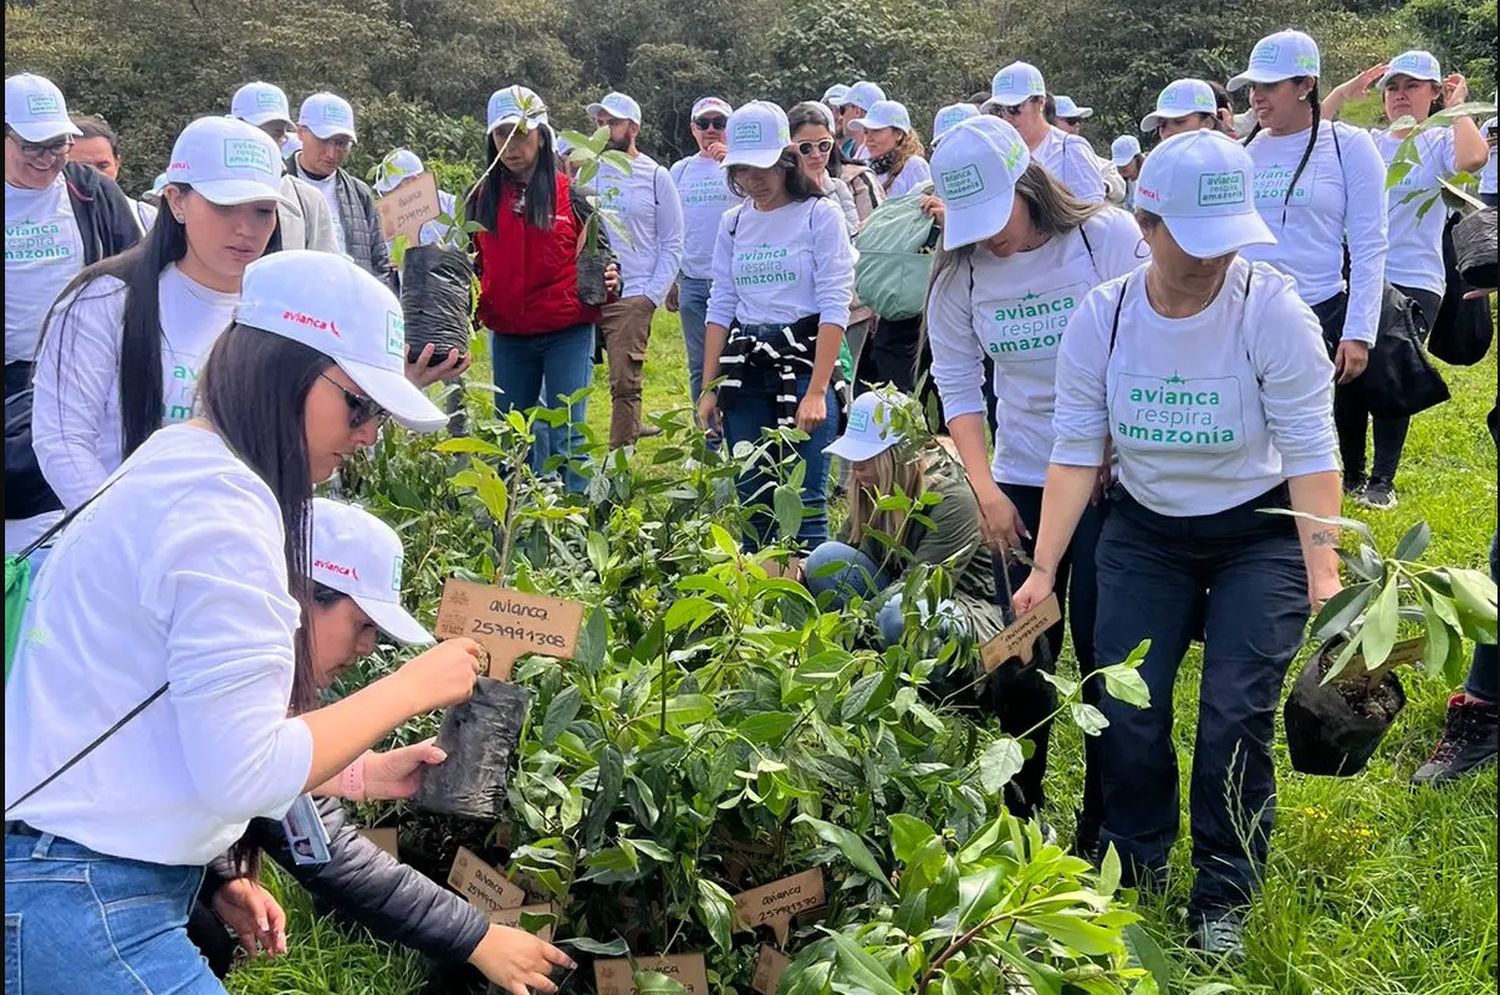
[279,174,339,253]
[284,156,398,290]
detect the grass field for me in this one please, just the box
[229,311,1498,995]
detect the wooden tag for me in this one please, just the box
[751,944,793,995]
[447,846,526,913]
[594,953,710,995]
[376,170,441,243]
[981,593,1062,673]
[731,868,825,945]
[357,827,398,860]
[487,901,557,942]
[434,579,585,680]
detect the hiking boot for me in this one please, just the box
[1412,694,1499,787]
[1342,472,1367,496]
[1358,478,1397,510]
[1189,910,1246,961]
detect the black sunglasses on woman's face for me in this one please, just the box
[320,373,389,429]
[694,116,728,130]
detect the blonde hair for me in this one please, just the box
[883,128,928,190]
[846,447,929,547]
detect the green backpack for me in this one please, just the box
[5,489,106,683]
[852,181,940,321]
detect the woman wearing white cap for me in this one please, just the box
[1319,51,1489,509]
[849,99,932,198]
[1230,30,1389,483]
[800,389,1005,646]
[984,62,1107,203]
[1012,130,1341,957]
[227,80,337,254]
[926,114,1146,840]
[839,81,886,159]
[1141,78,1229,140]
[698,100,855,548]
[4,251,497,990]
[189,497,574,993]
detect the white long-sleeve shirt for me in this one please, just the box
[5,424,313,865]
[670,154,737,281]
[31,265,238,510]
[879,156,932,200]
[1373,127,1458,297]
[591,153,684,306]
[928,207,1147,486]
[706,197,855,329]
[1241,120,1389,345]
[1051,257,1337,517]
[1032,127,1107,203]
[6,174,84,366]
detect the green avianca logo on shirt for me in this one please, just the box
[734,242,797,287]
[224,138,274,173]
[5,219,73,262]
[1198,171,1246,207]
[1253,163,1314,207]
[1114,372,1245,450]
[939,164,985,200]
[985,281,1087,361]
[385,311,405,358]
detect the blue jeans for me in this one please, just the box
[491,324,594,493]
[677,276,712,404]
[5,830,221,993]
[1093,484,1309,918]
[804,541,962,647]
[721,364,837,549]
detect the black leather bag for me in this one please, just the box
[1357,285,1450,419]
[1427,211,1494,366]
[1453,206,1497,290]
[4,387,63,521]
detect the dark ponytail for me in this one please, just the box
[1242,77,1321,225]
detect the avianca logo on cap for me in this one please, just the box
[169,160,191,171]
[1198,171,1246,207]
[224,138,273,173]
[490,94,520,118]
[994,73,1015,92]
[939,164,986,200]
[282,310,343,337]
[25,93,62,116]
[1250,43,1281,67]
[256,91,281,109]
[385,312,405,358]
[314,557,361,581]
[847,408,871,432]
[731,120,763,145]
[1136,183,1162,204]
[323,103,351,124]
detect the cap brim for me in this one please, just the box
[192,178,301,216]
[942,193,1017,252]
[354,593,434,645]
[1379,70,1440,88]
[1163,211,1277,259]
[724,148,784,168]
[984,92,1030,109]
[1140,111,1192,132]
[490,113,548,134]
[242,110,295,129]
[1111,154,1137,167]
[8,119,83,143]
[338,359,450,433]
[1227,69,1292,92]
[824,435,899,462]
[1074,108,1095,119]
[304,123,357,141]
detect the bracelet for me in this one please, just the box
[339,752,372,803]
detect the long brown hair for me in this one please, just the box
[881,128,927,190]
[846,447,929,547]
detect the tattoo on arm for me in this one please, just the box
[1311,528,1340,547]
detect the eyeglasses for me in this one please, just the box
[320,373,388,429]
[996,104,1025,118]
[796,138,834,157]
[8,134,74,162]
[694,116,728,130]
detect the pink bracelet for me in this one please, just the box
[339,752,372,802]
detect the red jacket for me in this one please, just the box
[473,172,600,335]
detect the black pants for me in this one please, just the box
[1093,484,1309,918]
[855,315,921,392]
[981,482,1106,831]
[4,361,32,400]
[1315,287,1442,485]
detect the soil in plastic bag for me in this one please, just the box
[1452,208,1497,290]
[401,245,473,365]
[413,677,532,820]
[577,249,609,309]
[1284,653,1406,777]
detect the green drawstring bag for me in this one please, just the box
[5,487,110,683]
[852,181,940,321]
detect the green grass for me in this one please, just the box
[229,315,1497,995]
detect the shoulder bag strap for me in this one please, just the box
[1078,222,1100,279]
[1108,275,1130,356]
[15,476,118,562]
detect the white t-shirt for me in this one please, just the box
[1241,121,1389,344]
[1480,117,1497,195]
[706,197,855,329]
[589,154,684,306]
[299,162,347,253]
[1032,127,1107,203]
[1374,127,1459,297]
[1052,257,1338,517]
[129,197,159,236]
[31,264,239,510]
[670,154,737,281]
[880,156,932,200]
[5,423,312,865]
[6,175,84,365]
[928,207,1148,486]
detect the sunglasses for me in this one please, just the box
[694,116,728,130]
[996,104,1026,118]
[796,138,834,157]
[320,373,389,429]
[8,133,74,161]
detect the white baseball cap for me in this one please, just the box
[374,148,424,195]
[488,85,549,133]
[1110,135,1143,167]
[1379,50,1442,88]
[848,99,913,135]
[298,92,358,141]
[141,171,169,204]
[691,96,732,121]
[1053,95,1093,119]
[984,62,1047,109]
[724,101,791,169]
[587,91,642,125]
[843,81,886,111]
[310,498,432,645]
[235,250,448,432]
[1133,129,1275,258]
[1140,78,1219,133]
[231,81,294,129]
[165,116,300,213]
[1228,30,1321,91]
[930,115,1031,251]
[5,73,82,143]
[932,103,980,144]
[824,389,909,462]
[822,84,851,106]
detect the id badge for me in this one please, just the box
[281,793,332,866]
